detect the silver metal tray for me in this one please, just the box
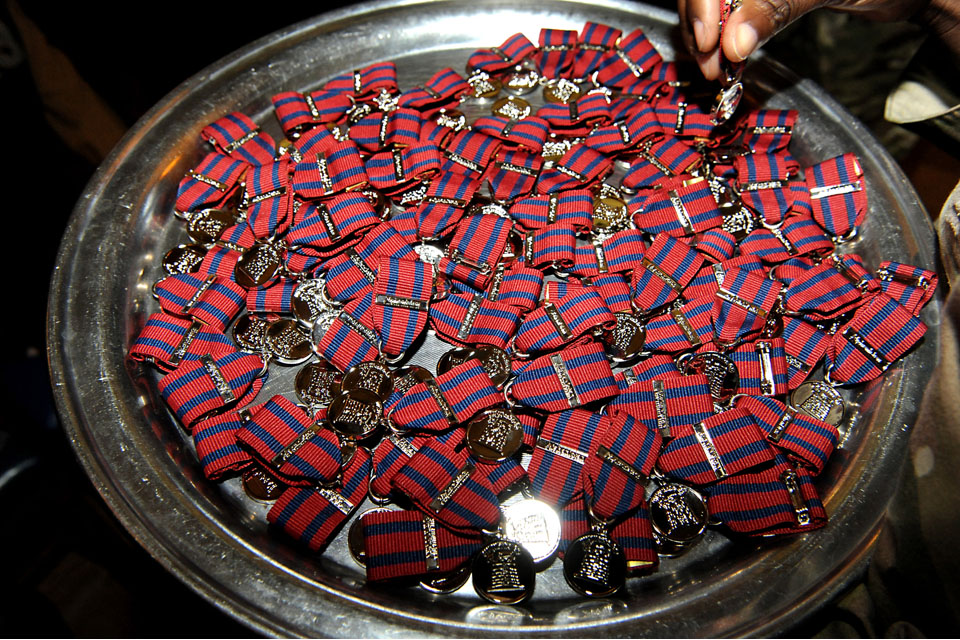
[48,0,942,636]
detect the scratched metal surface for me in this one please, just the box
[48,0,941,636]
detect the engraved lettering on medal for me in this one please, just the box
[640,140,673,175]
[388,433,419,458]
[458,295,483,340]
[597,446,646,485]
[614,46,644,77]
[769,408,795,442]
[315,155,334,192]
[668,189,695,235]
[304,93,321,119]
[618,123,631,145]
[217,239,246,254]
[780,470,811,526]
[496,161,538,177]
[674,102,687,135]
[352,70,363,94]
[652,379,671,437]
[224,128,261,153]
[622,369,639,386]
[249,188,284,204]
[443,150,482,173]
[378,113,390,145]
[376,294,429,311]
[272,425,319,467]
[809,181,862,200]
[593,241,608,273]
[424,195,469,208]
[740,179,786,191]
[877,267,930,289]
[188,170,227,191]
[579,42,609,52]
[346,249,378,285]
[320,486,355,516]
[841,327,889,370]
[484,544,523,593]
[796,386,841,423]
[501,119,516,137]
[476,413,516,453]
[568,100,580,122]
[551,354,580,407]
[785,354,810,372]
[537,438,587,464]
[392,148,406,181]
[712,263,726,287]
[339,312,380,348]
[716,287,768,318]
[170,321,203,365]
[544,302,573,340]
[751,125,792,135]
[770,226,797,255]
[316,203,341,241]
[547,195,559,223]
[430,462,475,511]
[524,233,535,263]
[573,536,614,585]
[692,422,727,479]
[423,516,440,571]
[488,263,506,301]
[555,164,587,183]
[425,379,457,424]
[670,306,702,346]
[200,355,236,404]
[641,257,682,292]
[181,275,217,315]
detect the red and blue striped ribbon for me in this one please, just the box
[363,509,484,581]
[582,273,634,314]
[536,143,612,194]
[738,214,834,264]
[287,193,381,253]
[197,223,256,280]
[315,291,381,371]
[415,171,484,240]
[783,254,876,321]
[537,28,579,78]
[672,255,765,302]
[537,93,612,134]
[292,140,369,199]
[711,267,783,347]
[706,454,799,535]
[245,159,293,239]
[271,89,353,137]
[509,189,593,233]
[736,395,838,474]
[348,108,423,153]
[246,278,296,314]
[631,233,705,314]
[467,32,538,75]
[201,111,276,166]
[734,152,800,226]
[607,373,715,437]
[594,28,662,91]
[635,178,723,237]
[613,502,658,574]
[473,115,551,154]
[154,273,247,332]
[430,292,522,349]
[583,412,660,520]
[486,147,542,202]
[510,341,617,413]
[391,438,501,533]
[806,152,867,238]
[574,21,622,78]
[524,223,578,269]
[570,229,647,277]
[398,67,471,115]
[371,432,431,497]
[826,293,927,385]
[440,129,501,176]
[743,109,797,154]
[323,222,415,302]
[657,407,775,486]
[192,408,255,480]
[529,409,607,507]
[235,395,342,485]
[292,125,337,158]
[372,257,433,357]
[324,61,399,99]
[719,338,790,396]
[585,101,662,155]
[129,312,236,370]
[613,355,682,388]
[157,350,265,429]
[875,260,937,316]
[487,263,544,312]
[514,289,616,354]
[781,316,829,389]
[654,99,715,139]
[644,298,714,352]
[175,152,247,215]
[771,257,817,287]
[365,143,441,191]
[691,228,738,262]
[391,360,501,433]
[266,447,371,552]
[438,213,512,290]
[621,137,701,190]
[559,496,590,557]
[762,463,827,535]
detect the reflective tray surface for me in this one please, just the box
[48,0,941,636]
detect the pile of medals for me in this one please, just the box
[129,18,938,604]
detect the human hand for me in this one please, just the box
[678,0,933,80]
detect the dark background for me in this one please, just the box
[3,0,957,636]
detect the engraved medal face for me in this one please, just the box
[474,345,512,389]
[162,244,207,275]
[295,361,342,408]
[265,319,314,365]
[604,312,647,361]
[503,68,541,96]
[292,277,331,325]
[492,96,532,121]
[435,109,468,132]
[789,381,845,427]
[563,532,627,598]
[543,78,581,104]
[501,499,562,563]
[542,137,576,165]
[235,241,282,289]
[242,465,287,502]
[472,540,536,605]
[341,361,394,400]
[648,482,709,544]
[721,204,756,240]
[680,352,740,404]
[437,347,478,376]
[466,408,524,462]
[468,73,502,100]
[187,208,237,244]
[420,563,472,594]
[232,314,270,354]
[414,243,445,267]
[328,388,384,441]
[592,196,629,233]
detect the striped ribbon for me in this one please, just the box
[583,412,660,520]
[607,373,715,438]
[510,341,617,412]
[682,255,765,302]
[365,143,441,191]
[621,137,700,190]
[806,152,867,238]
[129,312,236,370]
[244,159,293,239]
[415,171,484,240]
[644,298,714,352]
[398,67,471,115]
[271,89,353,137]
[246,278,296,314]
[348,108,422,153]
[323,222,415,302]
[315,291,381,371]
[711,267,783,348]
[372,257,433,357]
[720,338,790,397]
[738,214,834,264]
[438,213,513,290]
[192,408,254,480]
[514,289,616,354]
[467,32,538,75]
[585,101,662,155]
[743,109,797,154]
[537,93,612,134]
[522,223,578,269]
[631,233,704,314]
[292,140,368,199]
[736,395,838,474]
[175,152,246,215]
[734,152,800,226]
[430,292,522,349]
[391,359,501,433]
[197,223,255,280]
[486,147,542,202]
[570,229,647,278]
[371,432,430,497]
[876,260,937,316]
[613,354,682,388]
[528,409,607,507]
[690,228,738,262]
[201,111,276,166]
[537,143,612,194]
[635,178,722,237]
[473,115,551,153]
[654,99,715,139]
[537,28,579,78]
[487,263,544,312]
[509,189,594,233]
[154,273,246,332]
[783,254,878,321]
[287,192,381,253]
[574,21,621,78]
[781,316,829,389]
[594,28,662,92]
[324,61,399,99]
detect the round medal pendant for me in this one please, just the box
[295,361,342,408]
[292,277,332,325]
[187,208,237,245]
[242,465,287,502]
[680,352,740,404]
[604,313,647,361]
[562,531,627,598]
[465,408,524,462]
[541,137,575,165]
[648,482,709,545]
[235,241,283,289]
[543,78,581,104]
[468,73,502,100]
[348,507,394,567]
[472,539,536,605]
[474,345,512,388]
[162,244,207,275]
[721,204,757,240]
[265,319,314,366]
[592,196,629,233]
[420,563,472,594]
[500,499,562,564]
[340,361,394,400]
[327,388,384,441]
[712,81,743,125]
[789,380,845,427]
[232,314,271,354]
[414,243,445,267]
[437,346,478,376]
[435,109,468,132]
[491,96,532,121]
[503,67,541,96]
[390,365,434,400]
[652,529,692,558]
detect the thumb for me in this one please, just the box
[721,0,830,62]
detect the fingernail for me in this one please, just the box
[693,18,707,52]
[732,23,758,61]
